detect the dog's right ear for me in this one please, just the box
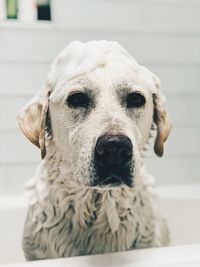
[17,89,50,159]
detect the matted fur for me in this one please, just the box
[18,41,171,260]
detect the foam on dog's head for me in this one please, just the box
[46,41,157,98]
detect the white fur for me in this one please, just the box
[20,41,170,260]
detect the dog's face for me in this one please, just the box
[18,41,171,188]
[50,62,154,187]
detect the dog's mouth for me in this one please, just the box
[92,163,133,188]
[92,172,133,188]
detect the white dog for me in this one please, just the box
[18,41,171,260]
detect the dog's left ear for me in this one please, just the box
[17,89,50,159]
[152,75,172,157]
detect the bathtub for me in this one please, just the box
[0,184,200,265]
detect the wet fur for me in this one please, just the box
[23,141,169,260]
[18,41,171,260]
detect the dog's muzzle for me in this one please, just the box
[93,134,133,187]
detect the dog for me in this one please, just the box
[18,41,171,260]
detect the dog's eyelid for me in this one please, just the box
[68,90,83,97]
[117,85,145,96]
[132,89,144,95]
[67,87,94,97]
[67,87,85,95]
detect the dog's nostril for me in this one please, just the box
[95,135,133,165]
[120,147,132,158]
[95,143,106,156]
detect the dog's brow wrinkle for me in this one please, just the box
[77,75,99,92]
[115,80,130,88]
[114,81,134,97]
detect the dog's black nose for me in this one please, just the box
[94,135,133,187]
[95,135,133,166]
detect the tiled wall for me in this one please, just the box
[0,0,200,194]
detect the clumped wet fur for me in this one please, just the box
[18,41,171,260]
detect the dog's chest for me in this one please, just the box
[47,188,155,257]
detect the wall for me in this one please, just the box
[0,0,200,195]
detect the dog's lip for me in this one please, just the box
[99,175,123,186]
[92,174,133,188]
[93,163,133,187]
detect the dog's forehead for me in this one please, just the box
[48,41,157,100]
[86,61,155,93]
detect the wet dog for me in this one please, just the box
[18,41,171,260]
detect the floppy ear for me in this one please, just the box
[153,76,172,157]
[17,89,50,159]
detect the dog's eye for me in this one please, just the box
[67,92,89,108]
[126,92,146,108]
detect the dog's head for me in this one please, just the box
[18,41,171,188]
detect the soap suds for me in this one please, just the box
[46,40,158,96]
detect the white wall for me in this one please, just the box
[0,0,200,195]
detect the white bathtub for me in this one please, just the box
[0,184,200,265]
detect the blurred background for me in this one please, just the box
[0,0,199,196]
